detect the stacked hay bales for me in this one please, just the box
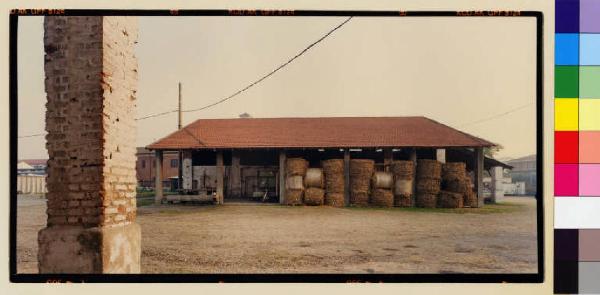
[322,159,345,207]
[304,168,325,205]
[349,159,374,206]
[437,190,464,208]
[284,158,308,205]
[438,162,467,208]
[463,178,478,208]
[371,171,394,207]
[415,159,442,208]
[391,161,415,207]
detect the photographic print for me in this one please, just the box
[11,9,543,282]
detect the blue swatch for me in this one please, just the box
[556,33,580,65]
[581,34,600,66]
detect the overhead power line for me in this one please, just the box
[135,16,353,121]
[18,133,45,139]
[458,102,535,128]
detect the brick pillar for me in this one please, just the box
[474,147,485,207]
[436,148,446,163]
[409,148,417,206]
[278,150,286,204]
[230,150,241,198]
[155,150,163,203]
[38,16,140,273]
[383,148,393,172]
[344,150,351,206]
[181,150,193,191]
[216,151,224,204]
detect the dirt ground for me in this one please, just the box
[17,195,538,274]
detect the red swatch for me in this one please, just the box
[555,131,579,163]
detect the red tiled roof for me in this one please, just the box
[147,116,494,150]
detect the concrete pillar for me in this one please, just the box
[491,166,505,203]
[344,149,351,206]
[230,150,242,198]
[216,151,224,204]
[383,148,393,172]
[278,150,286,204]
[155,150,163,204]
[436,148,446,163]
[39,16,140,273]
[409,148,417,206]
[181,150,193,191]
[475,147,485,207]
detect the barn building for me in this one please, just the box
[147,116,506,207]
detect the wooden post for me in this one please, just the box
[410,148,417,206]
[383,148,393,172]
[344,149,351,206]
[155,150,163,204]
[216,151,224,204]
[475,147,484,207]
[279,150,286,204]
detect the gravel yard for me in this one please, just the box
[17,195,538,274]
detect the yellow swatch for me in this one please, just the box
[555,98,579,131]
[580,99,600,131]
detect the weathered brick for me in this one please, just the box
[44,16,138,228]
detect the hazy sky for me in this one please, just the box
[18,16,537,160]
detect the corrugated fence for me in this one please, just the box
[17,175,48,194]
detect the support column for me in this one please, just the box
[279,150,286,204]
[155,150,163,204]
[344,149,351,206]
[383,148,393,172]
[230,150,242,198]
[39,16,140,273]
[436,148,446,163]
[216,151,224,204]
[181,150,193,191]
[409,148,417,206]
[475,147,485,207]
[491,166,505,203]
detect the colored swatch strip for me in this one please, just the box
[555,0,600,294]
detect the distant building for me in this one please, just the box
[136,147,180,189]
[506,155,536,195]
[17,159,47,175]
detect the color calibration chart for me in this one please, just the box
[554,0,600,294]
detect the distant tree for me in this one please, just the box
[484,144,504,158]
[239,112,252,118]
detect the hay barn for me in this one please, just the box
[147,116,509,207]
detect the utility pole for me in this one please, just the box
[178,82,183,192]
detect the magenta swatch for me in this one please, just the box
[555,164,579,196]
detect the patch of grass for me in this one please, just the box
[343,202,525,214]
[136,198,154,207]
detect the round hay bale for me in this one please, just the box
[350,191,369,206]
[324,174,345,193]
[416,193,437,208]
[443,178,467,193]
[322,159,344,174]
[417,159,442,179]
[391,161,414,179]
[371,172,393,189]
[442,162,467,181]
[394,179,413,196]
[284,189,303,205]
[285,175,304,190]
[371,189,394,207]
[304,187,325,205]
[325,192,345,207]
[394,194,412,207]
[437,190,464,208]
[416,178,441,194]
[350,159,375,176]
[304,168,324,188]
[286,158,308,177]
[463,189,478,208]
[322,159,345,193]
